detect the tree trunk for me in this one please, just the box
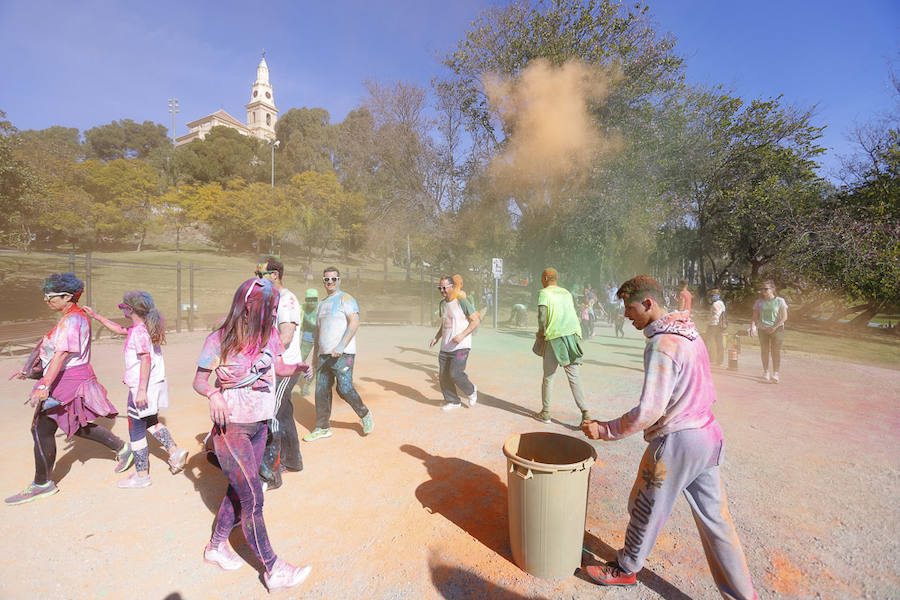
[827,302,871,323]
[847,301,883,330]
[136,227,146,252]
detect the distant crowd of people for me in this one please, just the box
[8,261,784,598]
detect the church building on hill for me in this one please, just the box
[175,56,278,146]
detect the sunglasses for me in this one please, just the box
[117,303,133,311]
[255,270,276,277]
[323,276,340,283]
[437,285,454,291]
[43,292,69,301]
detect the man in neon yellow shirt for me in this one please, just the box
[534,268,591,424]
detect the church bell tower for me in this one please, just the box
[246,54,278,141]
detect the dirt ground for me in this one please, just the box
[0,321,897,599]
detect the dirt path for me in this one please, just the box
[0,323,897,599]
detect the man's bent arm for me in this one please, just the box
[601,350,678,440]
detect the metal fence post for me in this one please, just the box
[188,263,194,332]
[176,261,182,333]
[420,263,424,326]
[85,252,92,307]
[494,277,499,328]
[68,253,75,274]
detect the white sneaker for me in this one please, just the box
[264,558,311,591]
[465,386,477,407]
[441,402,461,411]
[204,541,245,571]
[763,371,771,382]
[772,372,780,383]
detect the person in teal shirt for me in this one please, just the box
[534,268,591,424]
[751,280,788,383]
[299,288,318,396]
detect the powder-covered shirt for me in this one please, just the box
[709,299,726,327]
[123,322,166,388]
[40,307,91,371]
[196,330,285,424]
[602,311,718,442]
[316,291,359,355]
[754,297,787,329]
[439,297,477,352]
[537,285,581,341]
[277,287,302,364]
[678,289,693,314]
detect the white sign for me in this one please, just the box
[491,258,503,279]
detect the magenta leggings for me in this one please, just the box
[210,421,277,572]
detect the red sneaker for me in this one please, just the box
[583,561,637,586]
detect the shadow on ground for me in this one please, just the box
[430,553,547,600]
[581,530,694,599]
[402,444,512,565]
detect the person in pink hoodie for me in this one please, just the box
[580,275,756,599]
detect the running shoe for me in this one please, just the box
[204,541,245,571]
[264,558,311,591]
[465,386,478,407]
[583,561,637,586]
[772,372,780,384]
[117,473,151,489]
[361,412,374,435]
[441,402,462,411]
[534,410,551,424]
[763,371,771,382]
[4,481,59,505]
[302,428,333,442]
[167,448,189,474]
[114,443,134,473]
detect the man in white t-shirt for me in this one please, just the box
[429,275,480,410]
[256,257,304,490]
[302,266,373,442]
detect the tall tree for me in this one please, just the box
[84,119,170,160]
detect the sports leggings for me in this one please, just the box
[32,411,125,485]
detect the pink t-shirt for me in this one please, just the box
[40,308,91,371]
[196,330,285,424]
[678,289,693,313]
[123,323,166,388]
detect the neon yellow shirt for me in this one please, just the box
[537,285,581,341]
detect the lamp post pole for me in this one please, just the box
[270,139,280,188]
[167,98,179,145]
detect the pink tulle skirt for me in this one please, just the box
[36,364,118,438]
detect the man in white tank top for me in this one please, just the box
[429,275,480,410]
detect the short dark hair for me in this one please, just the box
[323,266,340,277]
[439,275,454,286]
[617,275,664,303]
[678,279,688,288]
[258,256,284,280]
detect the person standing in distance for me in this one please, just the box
[677,279,693,316]
[429,275,480,410]
[580,275,757,599]
[534,268,591,425]
[303,267,373,441]
[299,288,319,397]
[751,280,788,383]
[256,257,306,490]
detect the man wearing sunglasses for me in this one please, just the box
[255,257,304,490]
[303,267,373,442]
[429,275,480,410]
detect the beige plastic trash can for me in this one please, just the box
[503,432,597,579]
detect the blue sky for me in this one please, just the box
[1,0,897,181]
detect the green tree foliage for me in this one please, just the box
[175,126,268,185]
[275,108,335,179]
[0,112,42,247]
[84,118,170,160]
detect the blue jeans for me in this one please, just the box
[438,349,475,405]
[210,421,277,572]
[315,354,369,430]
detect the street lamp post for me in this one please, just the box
[167,98,179,145]
[270,139,280,187]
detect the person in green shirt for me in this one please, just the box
[299,289,319,396]
[534,268,591,424]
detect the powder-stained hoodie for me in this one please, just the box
[602,311,718,442]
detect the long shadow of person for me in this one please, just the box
[384,357,442,393]
[429,551,548,600]
[181,432,228,516]
[580,530,695,599]
[401,444,513,565]
[360,377,442,407]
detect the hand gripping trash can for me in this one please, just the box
[503,432,597,579]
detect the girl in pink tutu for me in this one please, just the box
[85,291,189,488]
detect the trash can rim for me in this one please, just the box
[503,432,597,472]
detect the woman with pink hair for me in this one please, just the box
[193,278,312,592]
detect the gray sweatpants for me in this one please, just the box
[617,422,756,600]
[541,349,587,412]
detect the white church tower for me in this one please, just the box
[246,55,278,141]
